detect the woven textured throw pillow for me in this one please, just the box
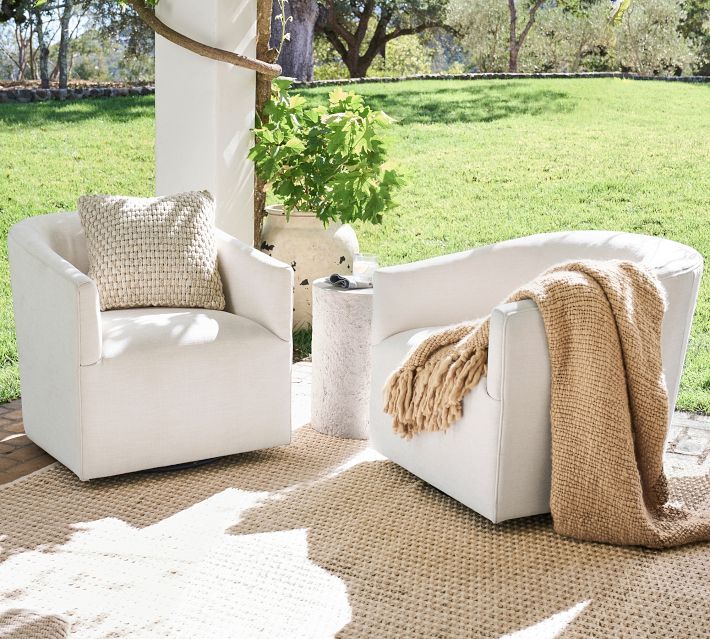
[78,191,225,311]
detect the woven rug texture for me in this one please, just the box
[0,427,708,638]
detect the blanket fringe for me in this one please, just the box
[385,346,488,438]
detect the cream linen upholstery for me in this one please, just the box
[370,231,703,523]
[9,212,294,480]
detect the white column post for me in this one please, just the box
[155,0,256,244]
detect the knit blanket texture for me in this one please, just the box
[384,260,710,548]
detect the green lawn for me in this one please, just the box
[1,78,708,411]
[0,97,156,399]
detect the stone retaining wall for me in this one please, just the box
[1,72,706,102]
[295,72,709,88]
[0,85,155,104]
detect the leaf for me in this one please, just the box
[303,109,322,124]
[285,138,306,152]
[273,77,294,92]
[329,88,350,105]
[289,95,307,109]
[374,111,396,126]
[259,129,275,143]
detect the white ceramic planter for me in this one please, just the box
[261,205,359,328]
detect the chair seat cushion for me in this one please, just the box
[100,308,274,359]
[79,308,292,479]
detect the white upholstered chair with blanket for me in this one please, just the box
[9,212,294,480]
[369,231,703,523]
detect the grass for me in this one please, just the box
[0,97,155,399]
[305,79,710,412]
[293,329,313,362]
[0,79,708,411]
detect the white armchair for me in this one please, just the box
[370,231,703,523]
[9,212,294,480]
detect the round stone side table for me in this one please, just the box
[311,278,373,440]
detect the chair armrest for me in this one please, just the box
[8,224,102,367]
[216,229,294,342]
[485,298,553,520]
[486,299,549,401]
[372,246,520,344]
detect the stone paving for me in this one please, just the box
[0,399,55,484]
[1,360,707,485]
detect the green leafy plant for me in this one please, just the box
[249,78,402,226]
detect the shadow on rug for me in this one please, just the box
[0,427,708,638]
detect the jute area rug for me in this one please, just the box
[1,426,708,639]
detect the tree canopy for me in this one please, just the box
[319,0,451,77]
[1,0,282,76]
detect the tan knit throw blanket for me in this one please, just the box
[384,260,710,548]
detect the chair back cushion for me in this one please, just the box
[78,191,225,311]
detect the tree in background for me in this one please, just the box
[270,0,319,81]
[448,0,548,72]
[56,0,73,87]
[272,0,452,81]
[505,0,544,71]
[448,0,509,71]
[367,34,434,76]
[0,0,89,88]
[449,0,699,75]
[313,31,436,79]
[0,8,33,79]
[33,1,52,86]
[92,0,154,63]
[614,0,696,75]
[68,25,153,81]
[1,0,40,81]
[317,0,451,78]
[679,0,709,75]
[523,1,608,72]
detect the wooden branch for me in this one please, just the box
[361,11,391,66]
[516,0,545,48]
[354,0,375,47]
[323,31,349,60]
[254,0,278,249]
[383,21,448,44]
[125,0,281,77]
[0,41,21,68]
[256,0,278,66]
[68,5,91,41]
[325,0,355,47]
[508,0,517,52]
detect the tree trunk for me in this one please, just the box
[34,9,49,89]
[254,0,279,248]
[507,0,518,72]
[13,23,29,80]
[507,0,543,72]
[509,45,519,72]
[343,52,360,78]
[57,0,74,89]
[28,21,34,79]
[349,59,375,78]
[271,0,319,81]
